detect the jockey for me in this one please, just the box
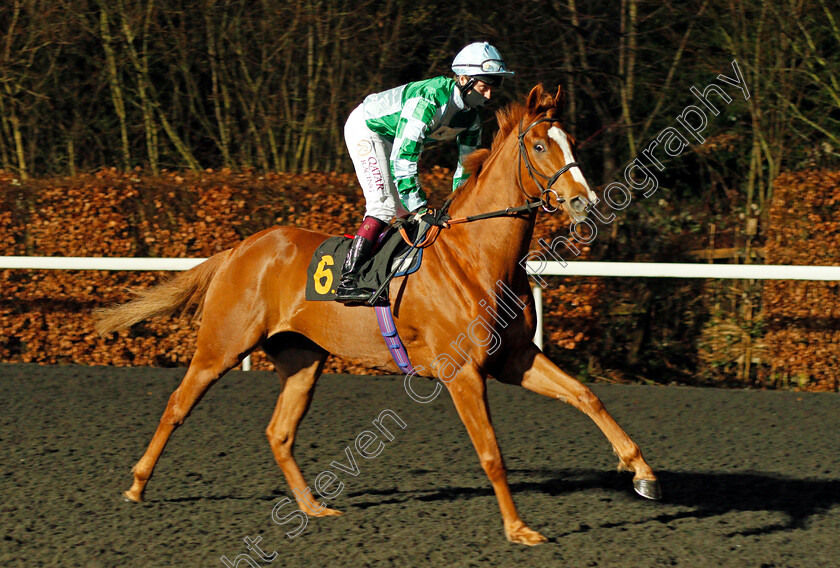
[335,42,515,304]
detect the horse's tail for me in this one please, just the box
[93,249,232,336]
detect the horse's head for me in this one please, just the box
[517,84,597,222]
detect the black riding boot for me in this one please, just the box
[334,235,375,304]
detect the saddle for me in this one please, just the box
[305,217,431,304]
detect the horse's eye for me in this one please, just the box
[534,143,546,153]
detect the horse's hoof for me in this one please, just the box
[633,479,662,500]
[505,522,548,546]
[122,490,143,503]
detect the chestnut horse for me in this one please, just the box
[96,84,659,545]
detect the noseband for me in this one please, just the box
[517,116,582,213]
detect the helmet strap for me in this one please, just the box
[457,76,478,97]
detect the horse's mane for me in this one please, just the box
[462,88,558,177]
[462,103,526,176]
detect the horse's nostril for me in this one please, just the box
[570,196,587,213]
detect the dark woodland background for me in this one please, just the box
[1,0,838,388]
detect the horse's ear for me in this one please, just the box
[554,85,566,113]
[526,84,546,111]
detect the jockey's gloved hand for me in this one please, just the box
[411,206,428,222]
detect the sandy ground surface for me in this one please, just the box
[1,363,839,567]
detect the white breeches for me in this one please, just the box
[344,104,410,222]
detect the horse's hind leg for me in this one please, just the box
[496,346,661,500]
[262,333,340,517]
[124,329,256,502]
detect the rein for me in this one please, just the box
[396,196,543,250]
[445,199,544,225]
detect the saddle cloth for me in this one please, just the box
[304,219,428,303]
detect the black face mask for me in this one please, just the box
[464,88,488,108]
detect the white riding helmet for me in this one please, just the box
[451,42,514,86]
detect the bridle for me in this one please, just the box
[517,116,582,213]
[397,113,586,244]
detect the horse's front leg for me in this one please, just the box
[495,344,661,500]
[445,366,548,545]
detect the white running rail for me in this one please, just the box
[3,256,839,356]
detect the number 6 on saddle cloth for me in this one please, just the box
[304,218,431,374]
[304,217,430,305]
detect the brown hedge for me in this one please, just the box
[763,169,840,390]
[0,169,595,374]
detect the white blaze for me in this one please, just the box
[547,126,597,203]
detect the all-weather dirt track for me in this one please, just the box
[1,364,839,568]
